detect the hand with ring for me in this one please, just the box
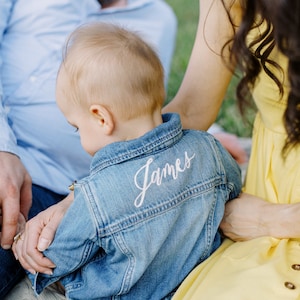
[12,193,73,275]
[13,231,24,245]
[11,212,52,275]
[11,212,26,255]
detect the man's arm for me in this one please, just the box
[0,1,32,248]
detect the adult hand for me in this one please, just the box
[12,193,74,274]
[0,152,32,249]
[213,132,248,164]
[220,193,271,241]
[0,212,26,239]
[221,193,300,241]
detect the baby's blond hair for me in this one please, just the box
[58,22,165,121]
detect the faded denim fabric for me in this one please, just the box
[30,114,242,299]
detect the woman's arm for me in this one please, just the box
[163,0,242,131]
[220,193,300,241]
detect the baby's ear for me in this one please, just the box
[89,104,114,135]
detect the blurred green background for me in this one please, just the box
[164,0,254,137]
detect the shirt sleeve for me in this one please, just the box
[0,0,19,155]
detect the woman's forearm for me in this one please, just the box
[220,193,300,241]
[163,0,241,130]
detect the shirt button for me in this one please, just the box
[292,264,300,271]
[285,282,296,290]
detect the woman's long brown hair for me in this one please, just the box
[222,0,300,155]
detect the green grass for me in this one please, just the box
[165,0,254,137]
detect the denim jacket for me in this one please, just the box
[30,114,241,299]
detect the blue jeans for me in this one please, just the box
[0,185,66,298]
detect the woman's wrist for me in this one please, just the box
[265,202,300,238]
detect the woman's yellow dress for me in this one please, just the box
[173,42,300,299]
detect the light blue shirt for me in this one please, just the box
[0,0,177,194]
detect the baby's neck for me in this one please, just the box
[116,113,163,142]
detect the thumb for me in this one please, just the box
[37,237,51,252]
[37,224,57,251]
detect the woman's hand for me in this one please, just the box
[12,193,74,274]
[220,193,273,241]
[221,193,300,241]
[213,132,248,164]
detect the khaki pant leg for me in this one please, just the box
[3,276,66,300]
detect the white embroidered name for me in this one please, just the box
[134,151,196,208]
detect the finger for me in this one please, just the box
[17,213,26,233]
[21,248,54,275]
[1,195,20,248]
[37,223,57,252]
[12,232,24,260]
[24,219,56,270]
[12,238,19,260]
[232,149,248,164]
[16,229,55,274]
[213,132,249,164]
[225,142,248,164]
[19,174,32,220]
[37,207,65,252]
[16,240,40,274]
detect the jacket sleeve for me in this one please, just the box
[0,0,19,154]
[30,186,100,294]
[212,135,243,200]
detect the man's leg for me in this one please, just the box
[4,276,66,300]
[29,184,66,219]
[0,249,25,298]
[0,185,66,298]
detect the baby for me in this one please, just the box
[26,22,241,299]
